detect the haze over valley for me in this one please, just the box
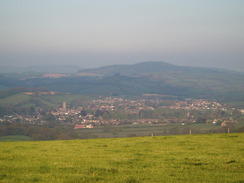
[0,1,243,182]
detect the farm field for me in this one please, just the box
[0,93,88,109]
[0,133,243,183]
[76,123,224,139]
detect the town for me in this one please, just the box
[1,96,242,129]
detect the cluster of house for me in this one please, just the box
[169,99,224,110]
[212,118,239,127]
[46,98,163,128]
[1,97,242,129]
[74,124,93,129]
[0,114,45,124]
[89,97,148,111]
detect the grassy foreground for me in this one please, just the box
[0,134,243,183]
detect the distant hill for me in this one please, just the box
[80,61,229,76]
[77,61,244,99]
[0,61,243,100]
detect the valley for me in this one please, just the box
[0,62,243,140]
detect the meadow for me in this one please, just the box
[0,135,32,142]
[0,133,243,183]
[76,123,225,139]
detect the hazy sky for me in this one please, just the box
[1,0,244,71]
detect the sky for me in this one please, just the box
[0,0,244,71]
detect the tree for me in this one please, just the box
[102,111,110,120]
[80,109,87,116]
[94,109,103,117]
[196,117,206,123]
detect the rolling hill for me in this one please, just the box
[0,61,243,100]
[80,61,232,76]
[77,61,244,99]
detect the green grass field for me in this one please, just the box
[0,133,243,183]
[0,135,32,142]
[0,93,86,110]
[0,94,30,107]
[75,123,232,139]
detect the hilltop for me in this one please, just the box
[80,61,222,76]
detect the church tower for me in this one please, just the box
[63,102,66,110]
